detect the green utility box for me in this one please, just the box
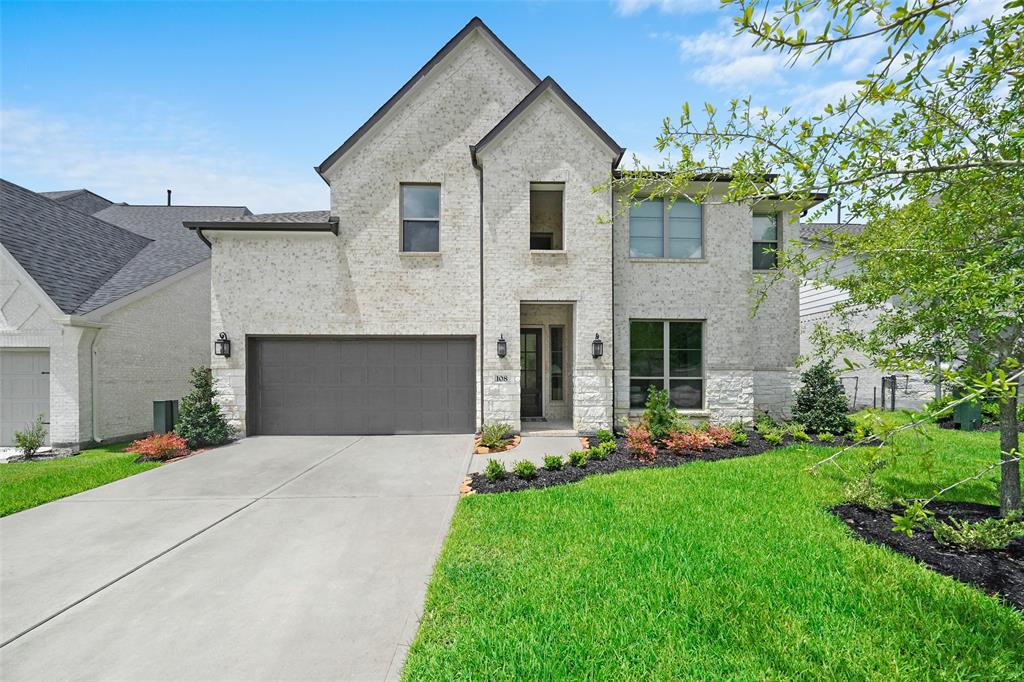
[952,400,982,431]
[153,400,179,434]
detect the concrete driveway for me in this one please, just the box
[0,435,473,682]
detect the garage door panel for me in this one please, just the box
[249,337,474,436]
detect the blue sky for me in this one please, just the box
[0,0,961,213]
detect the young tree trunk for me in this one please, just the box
[999,393,1021,516]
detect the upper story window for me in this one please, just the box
[752,213,779,269]
[400,184,440,252]
[530,183,564,250]
[629,198,703,259]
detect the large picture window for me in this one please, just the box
[629,198,702,259]
[400,184,440,252]
[629,320,703,409]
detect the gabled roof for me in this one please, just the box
[470,77,625,167]
[78,203,251,312]
[315,17,541,180]
[0,179,152,314]
[38,188,115,215]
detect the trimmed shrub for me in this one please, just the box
[127,432,189,461]
[786,423,812,442]
[762,430,784,445]
[512,459,537,480]
[589,440,615,461]
[567,450,588,467]
[13,414,47,457]
[595,429,615,444]
[484,458,506,482]
[665,430,714,454]
[754,412,778,434]
[732,430,749,446]
[625,423,657,462]
[543,455,564,471]
[817,431,836,443]
[175,366,235,449]
[641,385,675,443]
[792,362,854,435]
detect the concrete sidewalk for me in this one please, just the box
[0,434,473,681]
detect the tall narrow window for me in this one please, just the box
[550,326,564,401]
[401,184,440,252]
[629,198,703,258]
[752,213,778,269]
[530,183,564,250]
[629,320,703,409]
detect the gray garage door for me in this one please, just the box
[248,337,475,435]
[1,350,50,446]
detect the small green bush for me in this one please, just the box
[543,455,564,471]
[589,440,615,461]
[762,430,783,445]
[843,476,891,509]
[484,458,506,482]
[928,514,1023,551]
[13,414,47,457]
[512,459,538,480]
[595,429,615,444]
[817,431,836,443]
[732,430,749,446]
[786,422,812,442]
[175,366,235,448]
[641,385,676,442]
[480,423,512,449]
[791,362,854,434]
[567,450,588,467]
[754,412,778,434]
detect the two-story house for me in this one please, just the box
[186,17,808,437]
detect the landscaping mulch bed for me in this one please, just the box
[468,431,844,495]
[832,502,1024,610]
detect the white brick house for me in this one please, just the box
[187,18,810,437]
[0,180,249,448]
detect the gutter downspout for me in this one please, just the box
[472,146,485,428]
[610,161,616,431]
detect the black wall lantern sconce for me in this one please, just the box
[214,332,231,358]
[592,333,604,358]
[496,334,507,358]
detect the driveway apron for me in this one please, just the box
[0,434,473,681]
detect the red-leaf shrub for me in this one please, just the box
[127,433,190,461]
[706,425,734,447]
[665,430,714,454]
[625,423,657,462]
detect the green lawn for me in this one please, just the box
[0,442,159,517]
[405,424,1024,680]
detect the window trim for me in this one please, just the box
[399,182,441,253]
[628,197,705,260]
[628,319,705,411]
[550,325,565,402]
[529,182,566,252]
[752,211,780,271]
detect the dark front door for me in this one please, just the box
[247,336,476,435]
[520,329,542,418]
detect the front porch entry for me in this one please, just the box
[519,302,573,434]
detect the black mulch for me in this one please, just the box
[832,502,1024,610]
[468,431,852,495]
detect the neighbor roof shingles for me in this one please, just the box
[0,179,152,315]
[77,204,250,312]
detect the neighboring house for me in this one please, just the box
[799,222,938,409]
[0,179,250,448]
[185,17,812,438]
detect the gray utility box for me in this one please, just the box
[153,400,179,434]
[952,400,982,432]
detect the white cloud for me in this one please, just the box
[0,107,326,214]
[678,25,803,87]
[612,0,718,16]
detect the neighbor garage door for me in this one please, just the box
[248,337,475,435]
[1,350,50,446]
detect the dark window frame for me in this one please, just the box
[400,183,441,253]
[752,212,780,270]
[550,325,564,402]
[529,182,565,251]
[628,319,704,410]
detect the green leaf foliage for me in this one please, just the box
[174,366,235,449]
[792,363,854,435]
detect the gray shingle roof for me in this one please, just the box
[38,189,115,215]
[77,203,250,312]
[1,180,152,314]
[213,210,331,224]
